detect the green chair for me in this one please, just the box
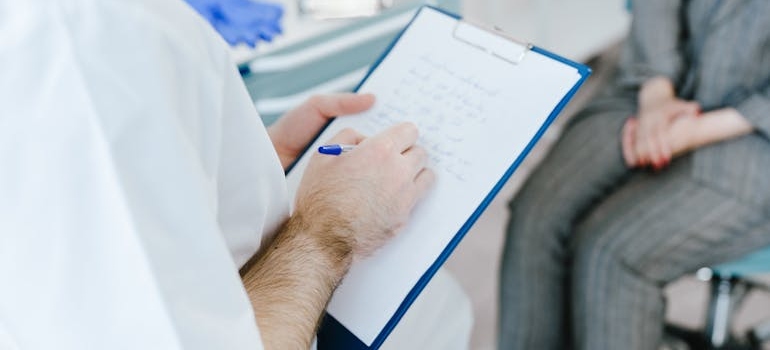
[699,247,770,349]
[665,246,770,350]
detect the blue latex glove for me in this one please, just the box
[185,0,283,48]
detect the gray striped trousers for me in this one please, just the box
[498,104,770,350]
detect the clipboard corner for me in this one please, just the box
[531,45,592,79]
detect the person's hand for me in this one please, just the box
[293,122,435,258]
[622,107,754,169]
[630,99,700,168]
[268,93,375,170]
[622,114,699,168]
[625,77,700,169]
[185,0,283,47]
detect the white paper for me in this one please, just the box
[286,7,582,346]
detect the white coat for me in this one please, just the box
[0,0,290,348]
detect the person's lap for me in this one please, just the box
[501,99,770,348]
[499,101,635,348]
[569,154,770,348]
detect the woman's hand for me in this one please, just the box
[267,93,375,170]
[632,77,700,168]
[622,115,696,168]
[623,108,754,169]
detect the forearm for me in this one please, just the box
[687,108,754,150]
[638,76,676,108]
[241,212,353,349]
[734,91,770,138]
[243,121,430,348]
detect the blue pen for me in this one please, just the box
[318,144,355,155]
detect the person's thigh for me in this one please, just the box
[505,104,634,252]
[499,103,634,349]
[569,155,770,348]
[572,155,770,285]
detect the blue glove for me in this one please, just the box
[185,0,284,48]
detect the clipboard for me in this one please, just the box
[285,5,591,349]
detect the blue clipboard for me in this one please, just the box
[303,5,591,349]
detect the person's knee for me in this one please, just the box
[571,231,620,286]
[570,230,663,291]
[503,207,563,261]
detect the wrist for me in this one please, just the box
[241,211,354,350]
[674,118,698,155]
[689,108,753,148]
[639,76,676,108]
[286,210,354,280]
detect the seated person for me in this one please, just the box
[499,1,770,349]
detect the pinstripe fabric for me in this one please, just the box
[499,1,770,349]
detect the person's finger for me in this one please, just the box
[242,29,258,48]
[647,134,664,168]
[644,124,663,166]
[270,21,283,35]
[642,114,666,168]
[374,122,420,153]
[666,100,700,118]
[412,168,436,200]
[326,127,367,146]
[656,129,672,165]
[402,145,429,178]
[622,118,638,167]
[687,101,701,115]
[215,23,241,46]
[634,125,650,166]
[308,94,376,118]
[650,120,671,167]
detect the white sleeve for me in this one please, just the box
[0,0,286,348]
[216,48,291,268]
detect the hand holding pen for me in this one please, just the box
[294,122,435,257]
[268,93,375,170]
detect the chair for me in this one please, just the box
[698,246,770,349]
[665,246,770,350]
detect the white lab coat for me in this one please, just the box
[0,0,474,349]
[0,0,289,348]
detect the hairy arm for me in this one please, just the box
[241,122,433,349]
[241,211,352,350]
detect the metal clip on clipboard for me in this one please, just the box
[452,20,533,65]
